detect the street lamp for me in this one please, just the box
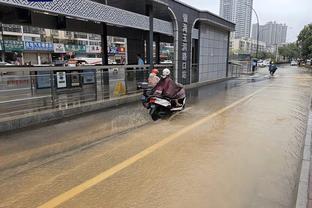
[245,3,259,59]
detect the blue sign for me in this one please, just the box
[28,0,53,2]
[24,41,53,51]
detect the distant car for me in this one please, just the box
[290,61,298,66]
[258,61,265,68]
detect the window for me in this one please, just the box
[51,30,59,36]
[2,24,22,33]
[89,34,101,41]
[89,41,101,46]
[23,26,43,34]
[74,32,88,39]
[75,40,88,45]
[65,31,72,37]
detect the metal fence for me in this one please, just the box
[229,60,252,75]
[0,63,242,119]
[0,65,176,119]
[228,62,242,78]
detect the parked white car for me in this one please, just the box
[290,61,298,66]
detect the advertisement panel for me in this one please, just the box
[70,71,81,87]
[3,40,24,52]
[53,43,65,53]
[108,46,126,55]
[65,44,86,53]
[83,69,96,84]
[87,45,102,53]
[24,41,53,51]
[56,71,67,88]
[36,71,51,89]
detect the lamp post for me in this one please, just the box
[245,3,259,59]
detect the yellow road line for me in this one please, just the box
[38,87,266,208]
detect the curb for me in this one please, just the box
[296,111,312,208]
[0,77,233,133]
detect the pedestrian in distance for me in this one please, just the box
[137,54,144,65]
[252,59,257,73]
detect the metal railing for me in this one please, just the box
[1,64,175,119]
[228,62,242,78]
[229,60,251,75]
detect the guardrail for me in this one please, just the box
[0,64,173,119]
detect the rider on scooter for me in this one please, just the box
[153,68,185,107]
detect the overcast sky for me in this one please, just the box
[180,0,312,42]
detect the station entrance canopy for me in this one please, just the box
[0,0,173,36]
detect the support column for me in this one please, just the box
[155,34,160,64]
[101,23,108,65]
[146,4,154,69]
[1,52,4,62]
[226,31,230,77]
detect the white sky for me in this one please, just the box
[180,0,312,42]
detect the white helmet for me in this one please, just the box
[162,68,171,77]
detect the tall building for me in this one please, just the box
[219,0,234,22]
[219,0,253,39]
[233,0,253,38]
[252,22,287,47]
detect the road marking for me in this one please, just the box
[38,87,266,208]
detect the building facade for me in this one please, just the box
[220,0,253,39]
[252,21,287,47]
[0,0,235,85]
[219,0,234,22]
[230,38,266,54]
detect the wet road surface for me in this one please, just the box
[0,65,312,208]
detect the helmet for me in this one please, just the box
[162,68,171,77]
[151,68,159,74]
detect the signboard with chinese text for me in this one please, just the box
[24,41,53,51]
[4,40,24,52]
[87,45,102,53]
[65,44,86,53]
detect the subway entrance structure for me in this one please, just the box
[0,0,235,84]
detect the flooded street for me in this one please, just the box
[1,65,312,208]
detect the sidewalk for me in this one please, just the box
[296,111,312,208]
[0,77,232,133]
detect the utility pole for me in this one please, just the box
[245,3,259,59]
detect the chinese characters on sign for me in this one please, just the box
[182,14,188,80]
[65,44,86,53]
[3,40,24,52]
[24,41,53,51]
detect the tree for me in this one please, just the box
[278,43,300,60]
[252,51,275,60]
[297,24,312,59]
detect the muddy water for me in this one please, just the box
[0,66,312,208]
[66,67,311,208]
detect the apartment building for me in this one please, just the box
[230,37,266,54]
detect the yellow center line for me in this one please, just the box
[38,87,266,208]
